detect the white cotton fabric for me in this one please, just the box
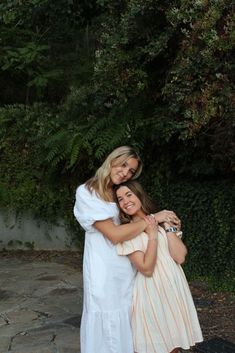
[117,227,203,353]
[74,184,136,353]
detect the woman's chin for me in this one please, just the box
[124,209,137,217]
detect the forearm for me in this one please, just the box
[128,233,158,277]
[141,238,158,276]
[153,210,181,227]
[94,219,147,244]
[166,232,187,264]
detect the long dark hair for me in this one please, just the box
[114,180,159,224]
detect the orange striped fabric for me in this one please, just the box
[117,228,203,353]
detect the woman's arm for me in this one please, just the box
[164,223,187,264]
[94,218,147,245]
[154,210,181,228]
[127,222,158,277]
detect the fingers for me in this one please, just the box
[164,210,180,226]
[144,215,158,231]
[144,216,158,240]
[144,215,156,225]
[166,217,180,225]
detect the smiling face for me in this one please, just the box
[116,185,145,218]
[110,157,139,185]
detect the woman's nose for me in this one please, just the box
[122,166,129,176]
[123,197,129,205]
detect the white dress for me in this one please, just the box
[74,184,136,353]
[117,227,203,353]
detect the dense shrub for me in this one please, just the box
[0,104,234,282]
[145,178,235,280]
[0,1,234,287]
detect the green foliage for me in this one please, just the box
[1,0,234,177]
[0,104,71,221]
[161,0,235,172]
[145,178,235,280]
[71,0,234,177]
[7,240,35,250]
[0,0,99,103]
[0,1,234,286]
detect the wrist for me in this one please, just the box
[148,233,158,240]
[165,226,178,233]
[148,237,157,241]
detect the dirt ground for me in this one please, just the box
[1,250,234,348]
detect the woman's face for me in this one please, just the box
[116,186,142,217]
[110,157,138,185]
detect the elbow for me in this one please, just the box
[175,249,188,265]
[182,247,188,263]
[140,266,154,277]
[176,256,186,265]
[100,230,119,245]
[143,270,154,277]
[110,237,120,245]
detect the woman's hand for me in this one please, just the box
[144,215,158,240]
[154,210,181,229]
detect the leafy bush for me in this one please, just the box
[146,177,235,282]
[0,104,70,220]
[0,1,234,287]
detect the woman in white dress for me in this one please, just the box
[115,180,203,353]
[73,146,180,353]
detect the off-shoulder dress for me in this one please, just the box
[117,227,203,353]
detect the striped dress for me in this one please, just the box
[117,227,203,353]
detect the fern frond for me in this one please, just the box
[44,130,70,165]
[69,133,83,168]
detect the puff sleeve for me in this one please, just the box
[73,184,116,232]
[116,232,148,256]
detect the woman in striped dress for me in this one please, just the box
[74,146,181,353]
[115,180,203,353]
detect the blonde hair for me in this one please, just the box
[86,146,143,201]
[114,180,159,224]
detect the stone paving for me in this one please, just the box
[0,253,234,353]
[0,257,82,353]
